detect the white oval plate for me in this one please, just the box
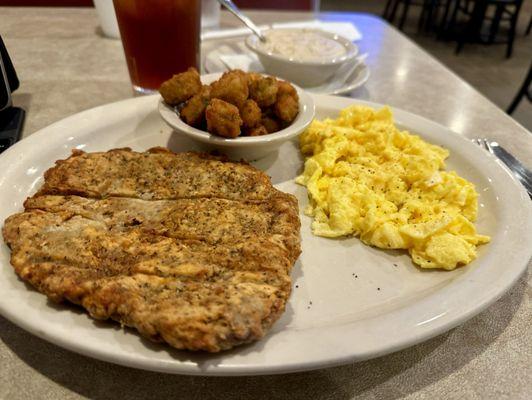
[0,94,530,376]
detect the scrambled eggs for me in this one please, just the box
[296,105,490,270]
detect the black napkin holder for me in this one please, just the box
[0,34,24,153]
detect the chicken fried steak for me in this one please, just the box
[3,148,301,352]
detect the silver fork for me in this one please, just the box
[473,138,532,198]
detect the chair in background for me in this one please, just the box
[484,0,524,58]
[383,0,451,32]
[234,0,319,11]
[436,0,470,38]
[449,0,524,58]
[383,0,424,31]
[507,63,532,114]
[419,0,454,32]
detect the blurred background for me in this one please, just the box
[324,0,532,131]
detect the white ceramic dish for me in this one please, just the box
[0,94,530,376]
[159,73,315,160]
[246,29,358,87]
[309,61,369,95]
[203,45,370,96]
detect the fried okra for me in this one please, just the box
[274,80,299,123]
[246,125,269,136]
[231,69,251,85]
[261,115,281,133]
[180,85,211,127]
[240,99,261,128]
[171,70,300,138]
[249,76,278,108]
[210,70,249,108]
[277,80,298,98]
[246,72,262,86]
[205,99,243,138]
[159,67,202,106]
[274,95,299,123]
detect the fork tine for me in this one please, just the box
[474,138,484,149]
[482,138,495,154]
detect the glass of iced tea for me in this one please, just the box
[113,0,201,95]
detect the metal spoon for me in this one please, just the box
[217,0,267,42]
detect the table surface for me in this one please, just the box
[0,7,530,400]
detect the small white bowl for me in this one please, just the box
[246,28,358,87]
[158,73,315,161]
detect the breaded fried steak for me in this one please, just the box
[2,148,301,352]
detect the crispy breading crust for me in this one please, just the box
[3,148,301,352]
[205,99,243,138]
[37,148,275,201]
[159,68,202,106]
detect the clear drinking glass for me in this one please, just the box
[113,0,201,95]
[201,0,221,29]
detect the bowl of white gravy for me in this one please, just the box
[246,28,358,87]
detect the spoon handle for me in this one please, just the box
[217,0,267,42]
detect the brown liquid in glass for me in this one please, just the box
[113,0,201,91]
